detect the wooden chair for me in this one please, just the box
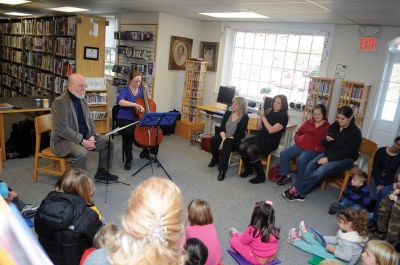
[238,153,272,180]
[33,114,69,182]
[320,137,378,200]
[0,148,2,171]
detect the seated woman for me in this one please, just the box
[208,96,249,181]
[34,169,103,265]
[239,95,289,184]
[283,106,362,201]
[116,70,157,170]
[277,104,330,186]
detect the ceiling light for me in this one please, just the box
[0,0,30,5]
[48,6,89,12]
[4,12,32,16]
[199,12,268,19]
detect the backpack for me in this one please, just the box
[268,164,281,182]
[5,119,35,159]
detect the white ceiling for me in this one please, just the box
[1,0,400,26]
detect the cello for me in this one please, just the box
[133,86,163,148]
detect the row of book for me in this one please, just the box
[54,58,75,77]
[117,45,152,61]
[54,17,76,36]
[186,73,203,82]
[1,75,23,92]
[25,36,53,52]
[184,90,202,98]
[186,63,207,72]
[1,47,23,63]
[1,62,23,80]
[0,35,23,49]
[55,76,67,94]
[86,93,107,105]
[89,111,107,120]
[306,98,327,107]
[114,31,154,41]
[112,78,128,86]
[182,113,201,123]
[343,86,364,100]
[54,37,76,58]
[24,18,53,36]
[185,81,203,90]
[24,51,53,72]
[183,106,199,115]
[309,81,330,96]
[25,69,53,90]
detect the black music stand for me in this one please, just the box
[132,112,180,181]
[96,122,137,203]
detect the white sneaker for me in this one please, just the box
[229,227,239,236]
[287,228,300,244]
[298,220,308,237]
[21,204,39,218]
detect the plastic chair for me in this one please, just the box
[33,114,69,182]
[320,137,378,200]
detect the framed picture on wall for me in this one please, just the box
[168,36,193,70]
[199,42,219,72]
[84,46,99,60]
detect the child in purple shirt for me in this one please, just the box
[185,199,222,265]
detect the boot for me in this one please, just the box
[239,157,253,178]
[217,169,226,181]
[249,161,266,184]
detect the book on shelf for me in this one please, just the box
[89,111,107,120]
[86,93,107,105]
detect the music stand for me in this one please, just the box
[132,112,180,181]
[96,122,137,203]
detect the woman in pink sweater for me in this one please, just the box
[276,104,330,186]
[185,199,223,265]
[230,200,280,265]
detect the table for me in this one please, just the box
[197,105,226,133]
[0,98,50,161]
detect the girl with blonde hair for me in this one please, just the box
[109,177,184,265]
[361,240,398,265]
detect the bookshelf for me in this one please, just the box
[85,77,109,134]
[336,80,371,128]
[0,15,107,133]
[181,60,207,122]
[303,77,335,121]
[113,24,157,98]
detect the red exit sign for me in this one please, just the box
[359,37,377,52]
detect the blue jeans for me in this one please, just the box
[294,153,354,195]
[279,144,320,180]
[340,197,362,209]
[372,185,393,221]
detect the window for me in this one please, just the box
[381,63,400,121]
[229,31,326,103]
[104,17,118,77]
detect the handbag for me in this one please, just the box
[200,134,213,153]
[268,164,281,182]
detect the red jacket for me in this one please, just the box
[294,119,330,153]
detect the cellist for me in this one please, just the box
[116,70,158,170]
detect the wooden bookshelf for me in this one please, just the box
[337,80,371,128]
[303,77,335,121]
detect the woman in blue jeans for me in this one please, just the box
[276,104,330,186]
[283,106,362,201]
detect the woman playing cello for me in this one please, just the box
[116,70,158,170]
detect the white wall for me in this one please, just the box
[325,25,400,135]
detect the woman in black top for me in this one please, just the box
[283,106,362,201]
[208,97,249,181]
[238,95,289,184]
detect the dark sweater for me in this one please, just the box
[371,147,400,186]
[322,122,362,162]
[342,183,371,208]
[220,110,249,142]
[35,191,103,265]
[68,91,88,139]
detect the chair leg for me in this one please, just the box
[238,159,243,175]
[60,160,66,176]
[264,154,271,179]
[320,180,327,190]
[33,156,39,183]
[338,173,351,200]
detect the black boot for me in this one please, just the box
[217,169,226,181]
[239,157,253,178]
[208,157,219,167]
[249,161,266,184]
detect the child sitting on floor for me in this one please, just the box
[184,238,209,265]
[0,180,38,218]
[229,200,280,265]
[185,199,222,265]
[329,168,371,215]
[288,208,368,265]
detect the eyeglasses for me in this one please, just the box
[132,80,141,83]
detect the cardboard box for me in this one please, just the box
[175,120,204,140]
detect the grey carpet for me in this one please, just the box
[1,135,343,265]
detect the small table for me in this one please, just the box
[197,105,227,133]
[0,98,51,161]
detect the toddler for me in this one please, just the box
[185,199,222,265]
[230,200,280,265]
[329,168,371,215]
[288,208,368,265]
[184,238,209,265]
[0,180,38,218]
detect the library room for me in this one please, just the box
[0,1,399,265]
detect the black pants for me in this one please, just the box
[210,135,240,171]
[116,119,158,161]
